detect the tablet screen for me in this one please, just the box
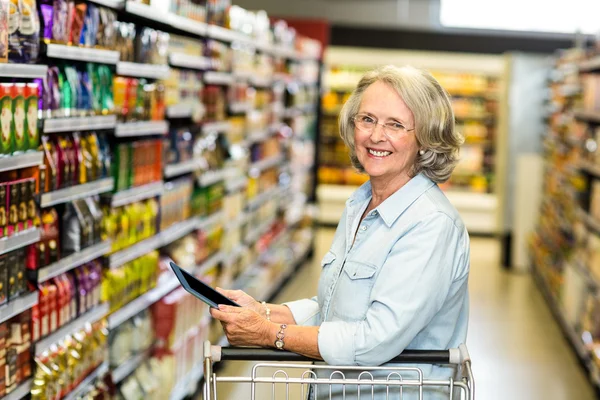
[170,262,239,307]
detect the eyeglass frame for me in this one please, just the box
[351,113,415,139]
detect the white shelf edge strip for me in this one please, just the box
[125,1,163,22]
[64,362,110,400]
[169,53,213,70]
[0,64,48,78]
[160,217,203,246]
[38,241,112,283]
[4,378,33,400]
[197,212,224,232]
[44,115,118,133]
[195,251,225,276]
[0,292,38,324]
[46,44,120,64]
[111,182,165,208]
[40,178,114,208]
[199,169,226,186]
[164,159,203,178]
[117,62,171,79]
[88,0,124,9]
[109,234,162,269]
[202,121,231,133]
[112,349,151,384]
[166,13,208,36]
[250,155,284,172]
[204,71,234,85]
[0,228,41,256]
[166,104,193,118]
[115,121,169,137]
[108,277,179,330]
[0,151,43,173]
[35,303,109,356]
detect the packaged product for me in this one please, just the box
[17,181,26,231]
[97,7,116,49]
[0,184,6,237]
[80,3,98,47]
[0,322,6,396]
[65,273,77,320]
[24,82,38,150]
[52,0,69,43]
[98,65,113,113]
[0,255,6,305]
[10,83,24,153]
[0,0,7,63]
[64,65,80,116]
[68,1,85,45]
[38,0,52,41]
[97,132,110,178]
[18,0,40,63]
[5,345,16,391]
[79,69,92,114]
[84,197,103,243]
[26,179,35,228]
[116,21,135,62]
[45,281,57,332]
[41,136,58,192]
[6,181,17,236]
[0,83,13,154]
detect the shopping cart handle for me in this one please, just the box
[211,346,455,364]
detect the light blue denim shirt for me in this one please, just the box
[285,173,470,398]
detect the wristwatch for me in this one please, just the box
[274,324,287,350]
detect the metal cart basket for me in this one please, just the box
[202,341,474,400]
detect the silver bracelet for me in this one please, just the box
[274,324,287,350]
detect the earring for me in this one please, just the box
[419,150,425,155]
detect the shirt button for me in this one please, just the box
[361,225,367,231]
[372,210,378,216]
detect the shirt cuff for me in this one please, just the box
[282,298,320,326]
[318,321,357,366]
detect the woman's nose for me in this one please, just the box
[370,123,387,142]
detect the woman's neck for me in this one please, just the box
[369,173,412,208]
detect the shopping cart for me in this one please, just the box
[202,340,474,400]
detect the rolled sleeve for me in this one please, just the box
[283,296,320,326]
[318,213,466,366]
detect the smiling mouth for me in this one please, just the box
[368,148,392,157]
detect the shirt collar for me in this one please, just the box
[347,173,435,227]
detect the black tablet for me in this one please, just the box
[169,261,240,308]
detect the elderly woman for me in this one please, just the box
[211,65,470,399]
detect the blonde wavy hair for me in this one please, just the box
[338,65,464,183]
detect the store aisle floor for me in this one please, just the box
[213,230,596,399]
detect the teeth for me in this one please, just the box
[368,149,391,157]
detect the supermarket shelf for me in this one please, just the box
[225,212,251,231]
[125,0,163,22]
[88,0,124,9]
[574,109,600,124]
[109,234,163,269]
[112,349,151,384]
[3,379,33,400]
[37,241,112,283]
[204,71,234,85]
[166,13,208,36]
[245,216,276,245]
[115,120,169,137]
[0,64,47,79]
[207,24,248,43]
[110,181,165,208]
[0,292,38,324]
[108,276,179,330]
[0,228,41,256]
[197,211,224,232]
[35,303,109,356]
[579,56,600,73]
[229,102,251,114]
[160,217,205,247]
[202,120,231,133]
[46,43,119,64]
[195,251,225,276]
[169,53,213,70]
[169,360,204,400]
[198,169,226,187]
[166,104,193,119]
[532,265,589,362]
[223,244,248,265]
[0,151,43,172]
[249,76,273,87]
[246,130,273,145]
[40,178,114,208]
[249,154,284,173]
[43,114,117,133]
[64,362,109,400]
[580,161,600,178]
[247,186,280,210]
[116,62,171,79]
[164,159,203,178]
[225,176,248,193]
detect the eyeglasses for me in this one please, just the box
[352,113,415,138]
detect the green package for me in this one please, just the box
[98,65,114,114]
[12,84,26,153]
[0,83,13,155]
[57,67,71,116]
[87,63,101,114]
[25,83,39,151]
[65,66,80,116]
[113,143,131,192]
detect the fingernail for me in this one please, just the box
[218,305,226,310]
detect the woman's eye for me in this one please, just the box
[388,122,404,130]
[361,116,375,124]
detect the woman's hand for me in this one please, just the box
[210,305,274,347]
[216,288,262,314]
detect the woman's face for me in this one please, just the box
[354,81,419,184]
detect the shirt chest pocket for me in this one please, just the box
[331,261,378,321]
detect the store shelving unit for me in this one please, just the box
[0,228,41,256]
[45,43,120,64]
[0,64,47,78]
[35,303,109,356]
[43,115,118,133]
[0,151,43,172]
[202,121,231,133]
[116,62,171,79]
[40,178,114,207]
[112,349,151,385]
[164,159,204,179]
[0,292,38,324]
[115,120,169,137]
[36,241,112,283]
[63,362,110,400]
[110,181,165,208]
[4,379,33,400]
